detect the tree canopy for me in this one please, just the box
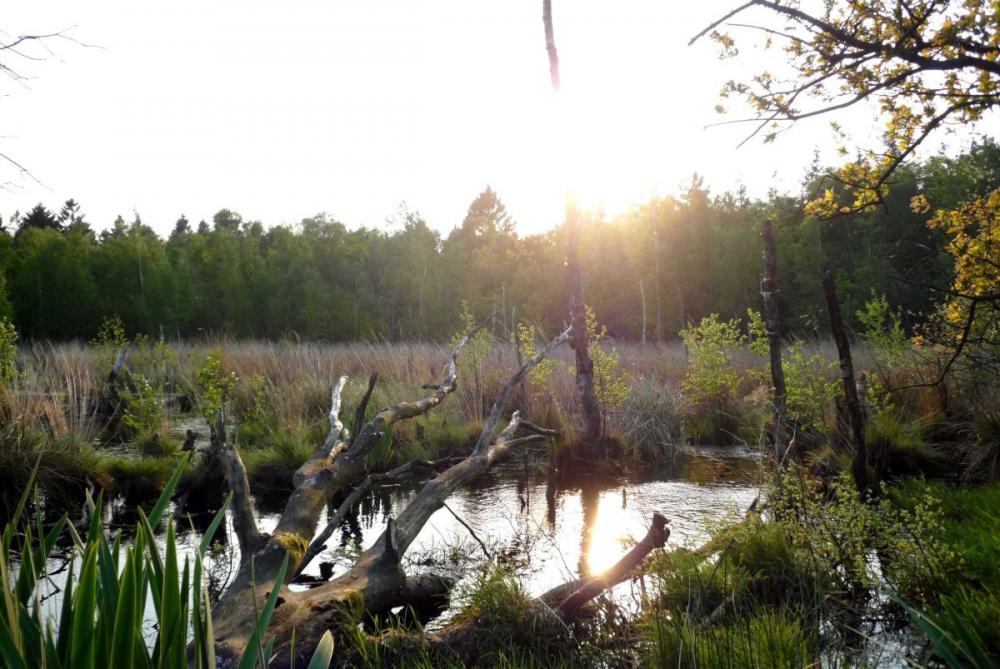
[0,149,997,343]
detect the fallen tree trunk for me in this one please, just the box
[546,512,668,619]
[209,327,573,666]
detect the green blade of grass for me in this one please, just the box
[237,554,289,669]
[147,453,191,529]
[198,493,233,557]
[70,545,99,669]
[109,547,139,669]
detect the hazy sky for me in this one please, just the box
[3,2,995,237]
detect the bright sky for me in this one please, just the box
[2,2,994,237]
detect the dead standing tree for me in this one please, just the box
[822,269,869,494]
[543,0,604,453]
[760,220,788,465]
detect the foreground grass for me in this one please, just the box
[0,458,340,668]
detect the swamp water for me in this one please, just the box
[34,446,760,637]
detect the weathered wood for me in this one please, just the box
[351,372,378,442]
[542,0,602,450]
[295,456,461,578]
[212,328,557,663]
[822,269,869,493]
[542,0,560,91]
[566,201,603,447]
[540,512,669,618]
[209,410,264,556]
[212,328,571,664]
[760,219,789,464]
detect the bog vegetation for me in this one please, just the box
[3,0,1000,665]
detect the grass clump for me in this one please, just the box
[644,609,817,669]
[444,566,579,667]
[616,377,684,462]
[239,433,315,495]
[101,452,180,500]
[642,471,968,666]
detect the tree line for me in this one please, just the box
[1,141,997,343]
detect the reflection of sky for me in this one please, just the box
[35,457,758,637]
[292,461,759,606]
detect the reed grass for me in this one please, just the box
[0,457,334,668]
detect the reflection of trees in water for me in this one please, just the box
[578,483,599,578]
[335,484,401,550]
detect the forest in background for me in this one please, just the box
[3,138,998,343]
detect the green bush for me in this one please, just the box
[196,349,238,420]
[119,372,164,437]
[680,314,745,406]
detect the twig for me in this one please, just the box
[442,502,492,560]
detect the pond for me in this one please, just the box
[234,445,759,623]
[35,446,761,639]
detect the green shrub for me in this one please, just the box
[680,314,745,405]
[196,349,238,420]
[119,372,164,437]
[89,314,129,371]
[856,290,908,356]
[585,306,631,411]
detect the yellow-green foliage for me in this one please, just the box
[856,290,908,356]
[512,322,555,393]
[0,317,16,384]
[747,307,769,357]
[645,472,966,668]
[584,306,631,410]
[89,314,128,370]
[451,301,494,377]
[130,333,176,380]
[680,314,744,404]
[196,349,238,420]
[119,372,163,436]
[747,308,837,434]
[782,342,838,434]
[773,473,959,599]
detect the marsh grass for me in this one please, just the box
[1,336,995,513]
[644,608,818,669]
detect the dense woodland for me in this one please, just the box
[3,139,998,343]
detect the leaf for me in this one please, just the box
[198,492,232,557]
[70,545,99,668]
[148,453,191,528]
[306,630,335,669]
[237,555,289,669]
[109,548,139,669]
